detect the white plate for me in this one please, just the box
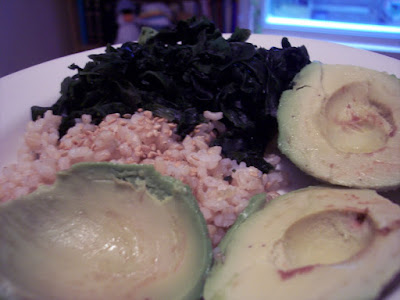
[0,34,399,298]
[1,34,399,171]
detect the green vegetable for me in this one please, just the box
[277,62,400,190]
[203,187,400,300]
[31,17,310,173]
[0,162,213,300]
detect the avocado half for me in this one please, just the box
[277,62,400,190]
[203,187,400,300]
[0,163,212,300]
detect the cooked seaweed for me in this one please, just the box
[31,17,310,173]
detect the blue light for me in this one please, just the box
[266,16,400,34]
[338,42,400,53]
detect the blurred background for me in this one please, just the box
[1,0,399,78]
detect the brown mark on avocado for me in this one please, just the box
[378,219,400,236]
[278,265,315,280]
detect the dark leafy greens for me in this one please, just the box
[31,17,310,173]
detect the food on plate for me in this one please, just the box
[0,162,212,300]
[277,62,400,190]
[1,18,303,246]
[31,17,310,173]
[203,187,400,300]
[1,16,400,299]
[0,110,285,245]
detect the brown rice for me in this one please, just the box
[0,109,287,245]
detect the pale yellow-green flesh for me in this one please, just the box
[323,81,394,153]
[0,176,205,300]
[278,62,400,189]
[204,187,400,300]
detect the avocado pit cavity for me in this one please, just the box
[322,81,395,154]
[277,210,375,270]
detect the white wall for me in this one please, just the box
[0,0,74,78]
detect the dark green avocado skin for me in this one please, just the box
[216,193,267,255]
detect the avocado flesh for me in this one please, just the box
[203,187,400,300]
[0,163,212,300]
[277,62,400,190]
